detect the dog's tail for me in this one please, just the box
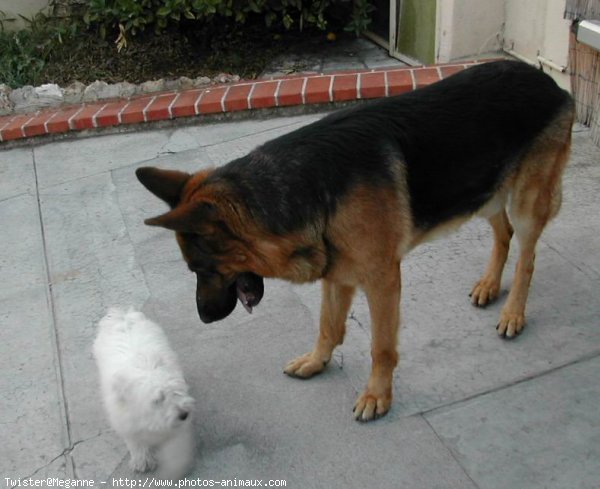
[97,307,148,330]
[105,306,127,320]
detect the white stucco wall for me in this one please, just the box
[437,0,504,62]
[436,0,571,89]
[504,0,571,89]
[0,0,50,30]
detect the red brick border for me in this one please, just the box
[0,61,490,143]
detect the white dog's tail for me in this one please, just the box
[97,307,148,331]
[98,307,128,326]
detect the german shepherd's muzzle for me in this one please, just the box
[194,271,264,323]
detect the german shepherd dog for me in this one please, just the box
[136,61,574,422]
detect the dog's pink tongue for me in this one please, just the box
[236,286,253,314]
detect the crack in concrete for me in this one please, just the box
[32,147,75,478]
[155,128,176,156]
[415,351,599,485]
[541,236,600,280]
[348,310,369,335]
[146,117,317,164]
[34,118,319,191]
[421,349,600,418]
[0,191,37,204]
[156,149,176,156]
[408,351,600,489]
[10,433,103,488]
[421,414,482,489]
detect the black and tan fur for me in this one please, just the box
[136,61,574,422]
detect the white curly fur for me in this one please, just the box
[93,307,196,479]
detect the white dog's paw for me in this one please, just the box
[129,449,157,473]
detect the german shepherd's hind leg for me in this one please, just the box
[471,209,513,307]
[284,280,355,378]
[497,113,572,338]
[353,263,400,422]
[496,213,544,338]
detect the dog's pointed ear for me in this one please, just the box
[136,167,190,208]
[144,202,215,232]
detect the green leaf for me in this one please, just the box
[265,11,276,27]
[283,13,293,29]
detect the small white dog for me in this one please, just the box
[93,308,196,478]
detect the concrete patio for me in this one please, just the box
[1,113,598,489]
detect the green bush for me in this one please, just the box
[0,12,80,87]
[0,29,45,87]
[83,0,374,39]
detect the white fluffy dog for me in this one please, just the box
[93,308,196,478]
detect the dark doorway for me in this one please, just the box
[370,0,390,40]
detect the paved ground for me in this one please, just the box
[260,36,407,77]
[1,113,599,489]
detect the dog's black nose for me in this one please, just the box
[178,410,189,421]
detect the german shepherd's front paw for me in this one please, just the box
[470,277,500,307]
[497,310,525,338]
[353,390,391,422]
[284,352,328,378]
